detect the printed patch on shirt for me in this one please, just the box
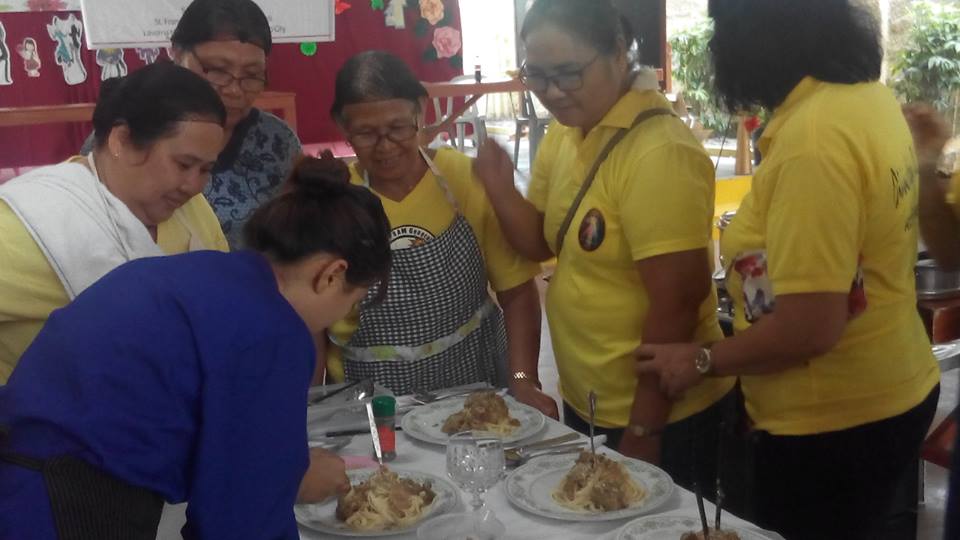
[848,257,867,320]
[390,225,434,250]
[578,209,606,252]
[732,250,776,323]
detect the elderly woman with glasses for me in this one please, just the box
[320,50,557,419]
[472,0,736,495]
[82,0,301,248]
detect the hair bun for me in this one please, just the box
[289,152,352,198]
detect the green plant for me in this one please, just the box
[891,1,960,133]
[669,20,733,136]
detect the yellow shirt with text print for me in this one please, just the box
[720,77,939,435]
[528,82,734,428]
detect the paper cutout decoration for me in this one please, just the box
[371,0,384,10]
[136,47,161,65]
[16,38,42,77]
[385,0,406,29]
[0,22,12,85]
[47,14,87,85]
[335,0,351,15]
[96,48,127,80]
[300,42,318,57]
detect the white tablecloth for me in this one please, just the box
[296,415,783,540]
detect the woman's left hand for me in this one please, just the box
[634,343,703,399]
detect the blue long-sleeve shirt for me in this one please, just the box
[0,250,315,539]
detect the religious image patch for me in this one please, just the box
[578,209,605,252]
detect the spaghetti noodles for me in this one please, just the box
[551,451,646,512]
[441,391,521,436]
[336,468,437,531]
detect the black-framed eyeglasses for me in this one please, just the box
[347,124,419,149]
[519,54,601,93]
[189,51,267,93]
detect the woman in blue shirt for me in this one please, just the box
[0,155,391,540]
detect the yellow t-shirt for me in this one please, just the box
[528,88,734,427]
[326,147,541,382]
[0,165,228,382]
[720,77,939,435]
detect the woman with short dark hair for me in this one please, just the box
[0,154,391,539]
[0,61,228,383]
[637,1,940,538]
[323,51,555,418]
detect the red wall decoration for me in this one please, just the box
[0,1,462,168]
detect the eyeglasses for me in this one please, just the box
[190,51,267,93]
[519,54,601,93]
[347,124,419,149]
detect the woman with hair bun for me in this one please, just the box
[0,153,392,539]
[0,61,229,383]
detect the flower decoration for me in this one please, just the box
[419,0,444,26]
[336,0,351,15]
[744,115,761,133]
[431,26,461,59]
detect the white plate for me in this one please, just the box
[400,395,545,446]
[617,515,773,539]
[294,469,461,537]
[504,453,674,522]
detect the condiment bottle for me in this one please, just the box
[474,56,482,84]
[372,395,397,462]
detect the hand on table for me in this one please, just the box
[510,380,560,420]
[634,343,702,399]
[296,447,350,504]
[903,103,952,174]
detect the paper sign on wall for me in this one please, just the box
[79,0,335,49]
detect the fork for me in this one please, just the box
[411,386,501,405]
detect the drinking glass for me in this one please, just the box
[445,431,505,513]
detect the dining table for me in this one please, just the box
[291,386,784,540]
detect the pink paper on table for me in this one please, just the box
[342,455,380,470]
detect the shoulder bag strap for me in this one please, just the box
[554,107,677,254]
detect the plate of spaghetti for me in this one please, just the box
[294,467,460,537]
[616,515,777,540]
[505,451,674,522]
[401,391,545,446]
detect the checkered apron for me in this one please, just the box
[340,149,506,395]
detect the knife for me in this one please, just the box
[366,401,383,466]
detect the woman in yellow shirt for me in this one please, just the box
[323,51,556,418]
[474,0,735,494]
[637,1,940,538]
[0,62,229,382]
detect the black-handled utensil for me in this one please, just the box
[715,421,726,532]
[695,481,710,539]
[308,379,363,406]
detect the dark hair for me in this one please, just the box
[93,61,226,150]
[520,0,639,69]
[330,51,429,123]
[708,0,883,112]
[244,152,392,295]
[171,0,272,54]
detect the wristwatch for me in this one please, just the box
[693,347,713,376]
[512,371,542,389]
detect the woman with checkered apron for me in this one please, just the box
[324,51,560,419]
